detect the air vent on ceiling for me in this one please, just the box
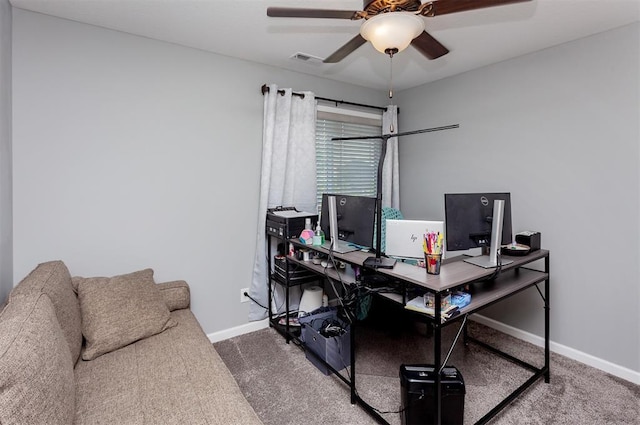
[290,52,324,64]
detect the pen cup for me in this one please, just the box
[425,253,442,275]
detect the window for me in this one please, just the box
[315,105,383,210]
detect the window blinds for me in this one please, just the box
[315,108,383,209]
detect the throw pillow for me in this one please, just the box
[76,268,177,360]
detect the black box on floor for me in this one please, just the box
[400,364,465,425]
[300,307,351,376]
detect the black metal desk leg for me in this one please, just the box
[351,310,357,404]
[544,256,550,383]
[285,274,290,343]
[434,293,442,425]
[267,237,272,325]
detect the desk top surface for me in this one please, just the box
[378,249,548,292]
[291,241,548,293]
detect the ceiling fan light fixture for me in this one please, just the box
[360,12,425,54]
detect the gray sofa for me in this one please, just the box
[0,260,263,425]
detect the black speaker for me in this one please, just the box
[400,364,465,425]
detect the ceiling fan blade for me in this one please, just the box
[323,34,367,63]
[411,31,449,60]
[267,7,360,20]
[425,0,531,17]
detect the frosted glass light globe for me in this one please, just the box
[360,12,425,54]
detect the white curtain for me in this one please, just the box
[381,105,400,209]
[249,84,317,321]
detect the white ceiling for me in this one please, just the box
[9,0,640,91]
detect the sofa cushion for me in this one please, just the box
[157,280,191,311]
[75,268,177,361]
[74,309,263,425]
[0,293,76,424]
[10,260,82,364]
[72,277,190,312]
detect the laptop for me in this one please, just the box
[385,219,445,260]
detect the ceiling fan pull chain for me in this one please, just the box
[389,53,394,100]
[389,54,395,133]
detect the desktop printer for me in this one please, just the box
[266,207,318,239]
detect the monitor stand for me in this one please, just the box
[363,255,396,269]
[323,195,359,254]
[464,199,514,269]
[465,255,513,269]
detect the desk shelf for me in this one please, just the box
[404,267,549,324]
[460,267,548,316]
[287,256,358,286]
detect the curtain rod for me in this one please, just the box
[260,84,392,113]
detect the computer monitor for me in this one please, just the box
[444,192,514,268]
[320,193,376,251]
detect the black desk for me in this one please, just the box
[282,242,550,425]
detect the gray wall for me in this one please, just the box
[0,0,11,304]
[396,23,639,372]
[11,9,386,334]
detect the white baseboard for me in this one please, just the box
[207,314,639,385]
[207,319,269,344]
[472,315,640,385]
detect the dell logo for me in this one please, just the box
[480,196,489,206]
[339,197,347,206]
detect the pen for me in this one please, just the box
[423,231,443,255]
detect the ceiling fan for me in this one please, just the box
[267,0,531,63]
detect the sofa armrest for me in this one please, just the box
[157,280,190,311]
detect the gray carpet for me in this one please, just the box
[214,315,639,425]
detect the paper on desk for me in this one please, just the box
[405,295,459,322]
[405,296,435,315]
[271,210,316,218]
